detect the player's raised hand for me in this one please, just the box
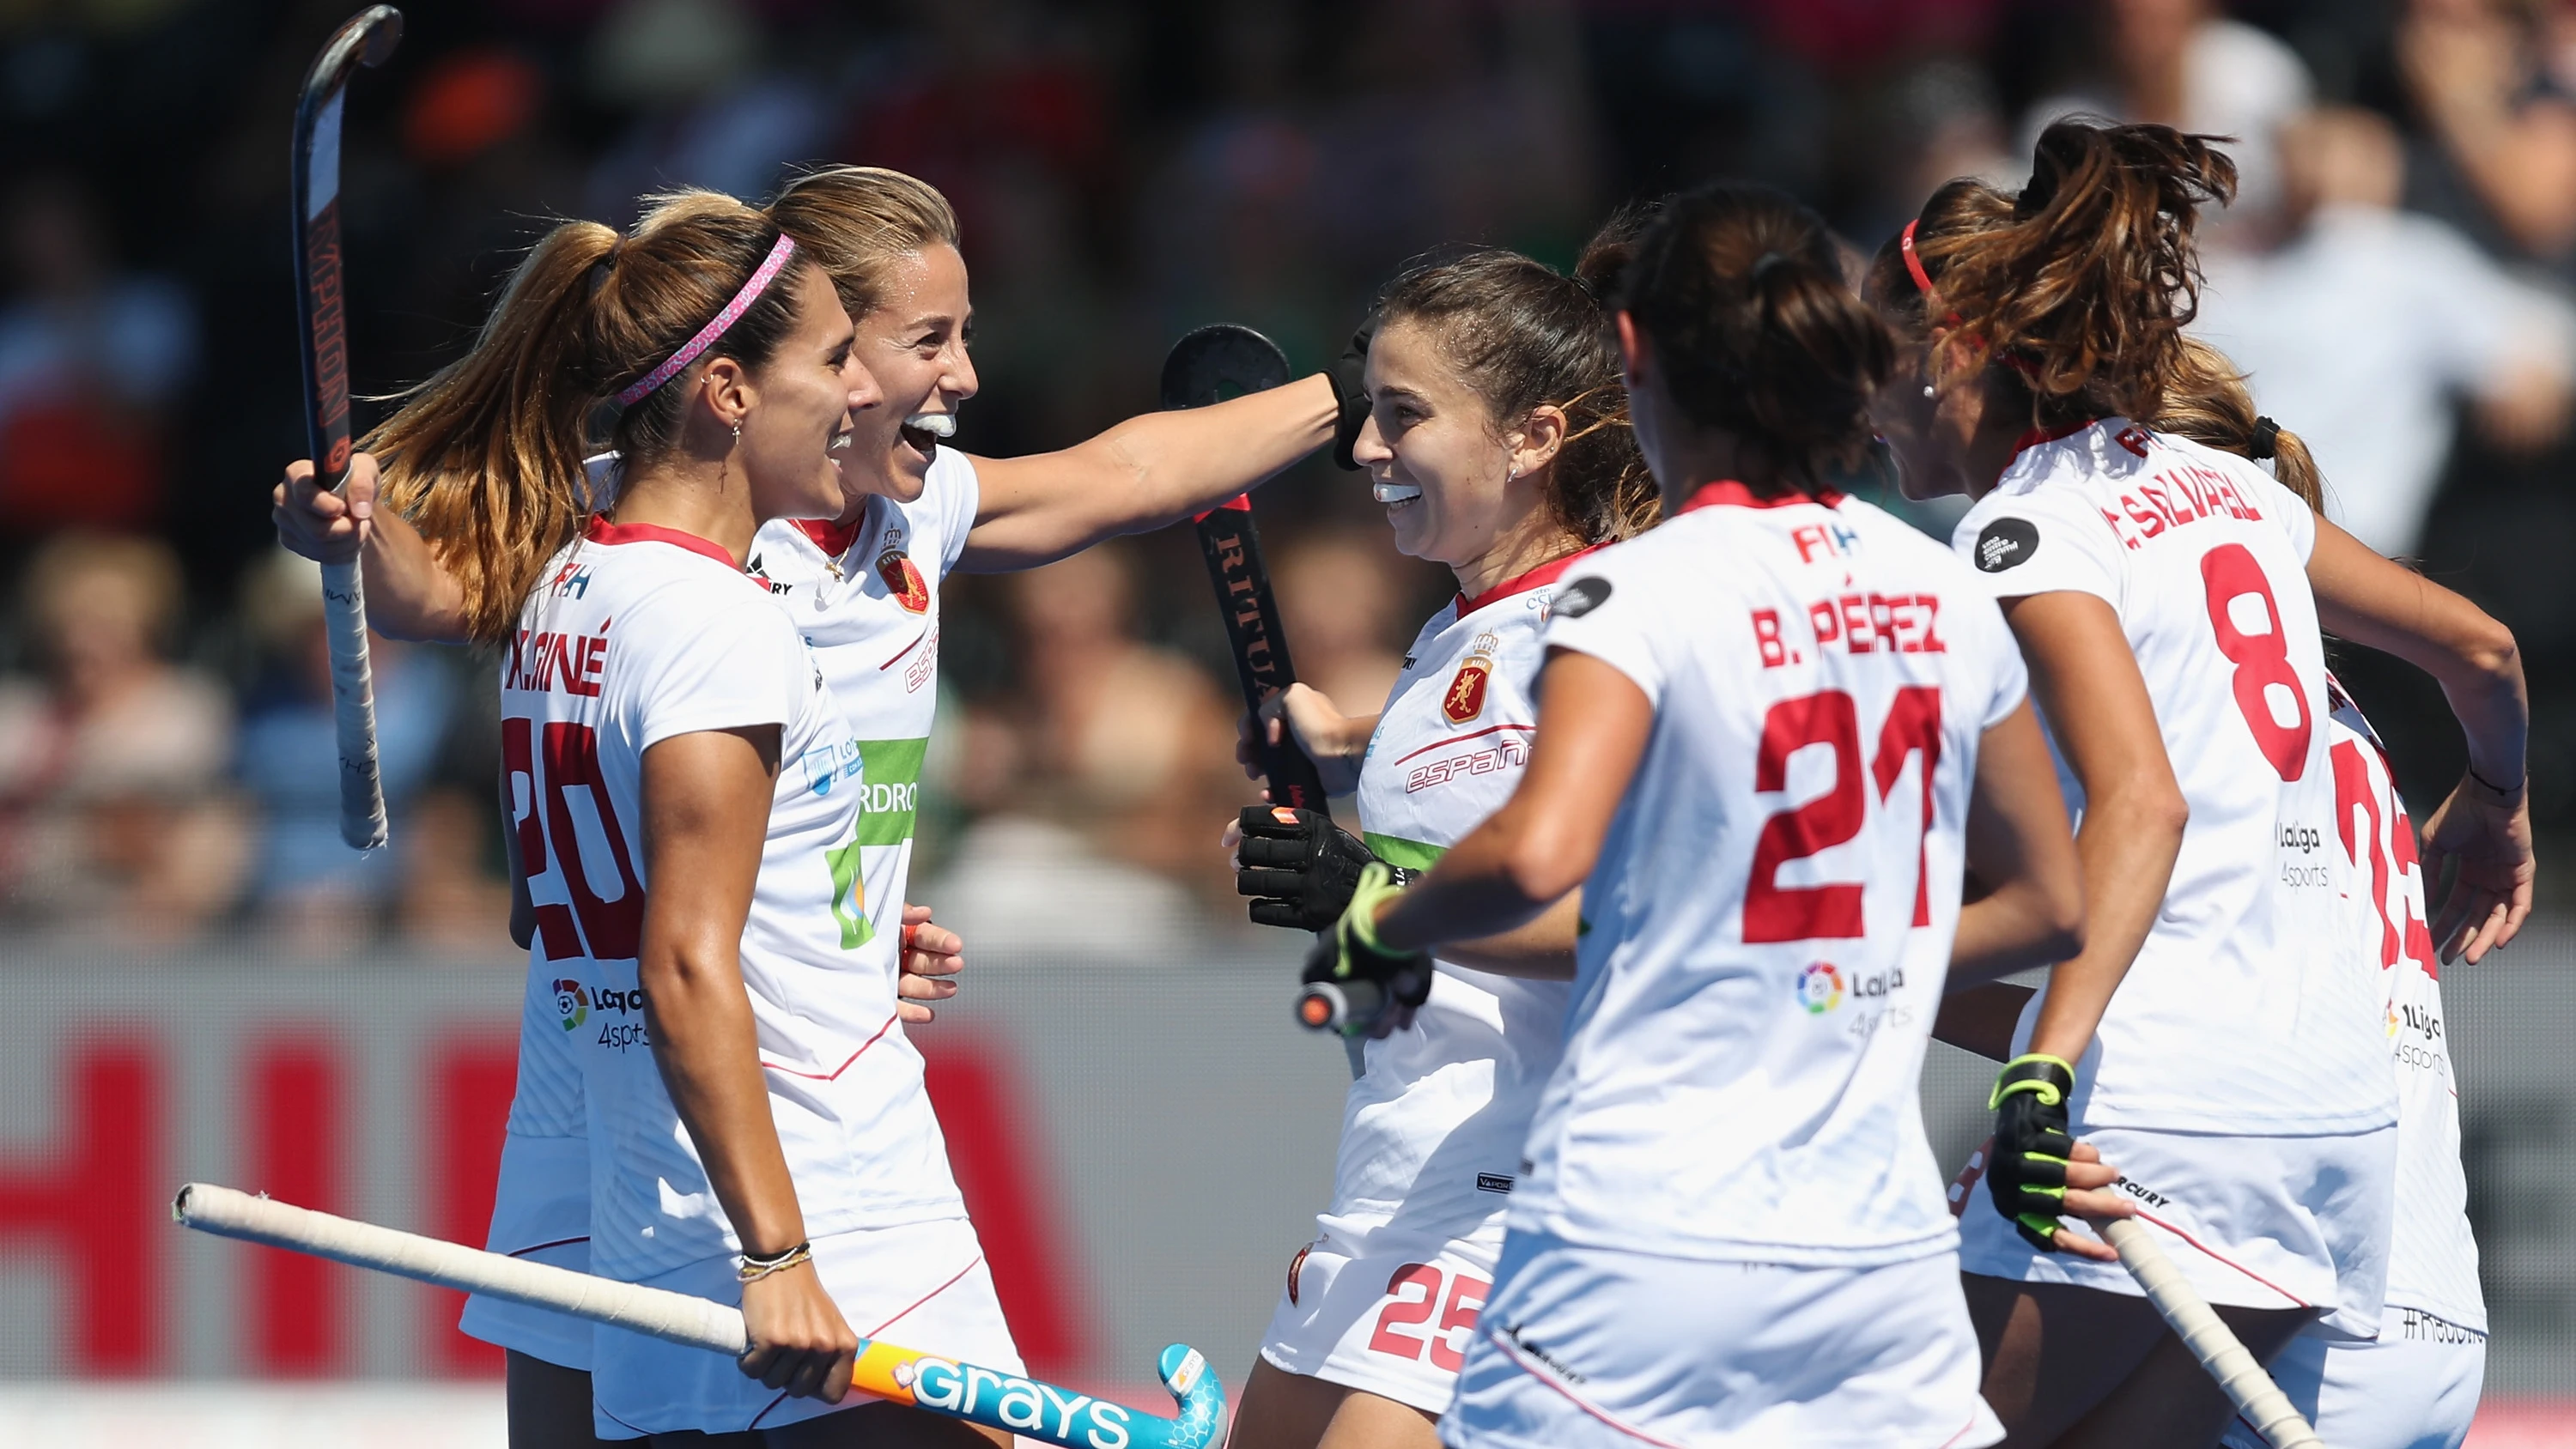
[2421,770,2533,965]
[1238,683,1366,797]
[896,903,963,1023]
[273,451,380,563]
[736,1257,859,1403]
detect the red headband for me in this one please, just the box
[1899,218,1960,326]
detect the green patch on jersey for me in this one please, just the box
[854,737,927,846]
[825,835,871,949]
[1363,832,1448,873]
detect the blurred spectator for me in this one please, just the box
[1853,58,2018,246]
[1274,530,1411,718]
[2020,0,2312,243]
[233,549,462,949]
[0,174,197,536]
[2394,0,2576,267]
[2196,106,2576,557]
[0,532,245,938]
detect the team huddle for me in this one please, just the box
[276,118,2530,1449]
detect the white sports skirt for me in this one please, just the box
[589,1214,1024,1439]
[1261,1216,1508,1415]
[457,1128,593,1371]
[2215,1307,2486,1449]
[1955,1121,2397,1338]
[1439,1229,2002,1449]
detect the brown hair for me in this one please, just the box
[1369,215,1659,545]
[1618,182,1892,491]
[767,165,963,323]
[2147,337,2325,512]
[367,191,814,644]
[1870,118,2237,428]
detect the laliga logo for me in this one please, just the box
[552,979,588,1031]
[899,1357,1138,1448]
[1795,962,1844,1014]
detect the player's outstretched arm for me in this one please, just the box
[1994,591,2188,1068]
[956,375,1338,572]
[2306,518,2532,962]
[274,452,471,643]
[1374,650,1651,954]
[1949,698,2085,986]
[637,726,859,1405]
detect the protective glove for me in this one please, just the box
[1986,1053,2079,1251]
[1327,325,1372,471]
[1297,863,1433,1038]
[1236,804,1414,931]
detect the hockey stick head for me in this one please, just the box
[1153,1343,1227,1448]
[299,6,404,106]
[1159,324,1291,411]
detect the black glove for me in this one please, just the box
[1297,863,1434,1038]
[1327,325,1372,470]
[1987,1053,2078,1252]
[1236,804,1413,931]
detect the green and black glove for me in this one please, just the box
[1987,1053,2078,1252]
[1297,863,1433,1038]
[1236,804,1414,931]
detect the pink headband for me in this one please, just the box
[612,232,798,408]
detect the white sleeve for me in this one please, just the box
[1951,488,2125,607]
[626,586,802,752]
[1541,555,1668,708]
[935,452,981,579]
[2258,468,2318,563]
[1971,594,2032,729]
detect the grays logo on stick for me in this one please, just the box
[1975,517,2040,573]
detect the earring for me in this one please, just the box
[731,422,742,444]
[1922,384,1936,398]
[1506,464,1521,482]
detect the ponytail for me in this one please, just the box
[2145,337,2325,512]
[1618,182,1892,491]
[1871,118,2237,427]
[367,191,811,644]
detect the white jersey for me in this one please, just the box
[1954,420,2393,1137]
[1518,484,2029,1267]
[745,447,978,972]
[2327,687,2486,1331]
[507,518,960,1283]
[1330,552,1592,1249]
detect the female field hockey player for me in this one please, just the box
[276,167,1339,1443]
[1321,181,2099,1449]
[1219,230,1657,1449]
[286,191,1027,1441]
[1941,354,2507,1448]
[1869,118,2530,1447]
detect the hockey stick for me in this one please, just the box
[1163,325,1332,816]
[292,7,402,851]
[173,1183,1227,1447]
[2098,1217,2324,1448]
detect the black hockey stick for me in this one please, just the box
[1163,324,1333,815]
[292,6,402,851]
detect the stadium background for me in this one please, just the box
[3,0,2574,1442]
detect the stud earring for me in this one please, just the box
[1922,384,1936,398]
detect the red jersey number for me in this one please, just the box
[1745,688,1945,943]
[2202,543,2312,780]
[504,716,647,960]
[1367,1263,1490,1373]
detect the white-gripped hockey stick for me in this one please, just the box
[173,1184,1228,1447]
[290,7,403,851]
[2099,1217,2324,1448]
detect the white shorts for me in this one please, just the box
[1956,1122,2396,1338]
[1439,1230,2002,1449]
[589,1215,1024,1439]
[2215,1308,2486,1449]
[1259,1219,1506,1414]
[457,1129,592,1371]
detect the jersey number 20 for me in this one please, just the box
[505,717,646,961]
[1745,687,1941,943]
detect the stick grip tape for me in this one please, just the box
[2102,1217,2324,1448]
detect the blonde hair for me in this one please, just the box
[768,165,963,323]
[365,191,811,644]
[2146,338,2325,512]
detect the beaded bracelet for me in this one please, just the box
[738,1240,813,1283]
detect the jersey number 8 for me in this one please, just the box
[2202,543,2312,782]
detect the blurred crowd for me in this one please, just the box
[3,0,2575,953]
